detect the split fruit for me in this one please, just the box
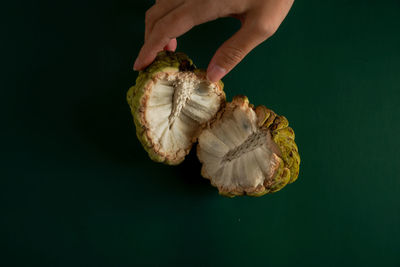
[127,51,300,197]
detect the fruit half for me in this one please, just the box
[197,95,300,197]
[127,51,225,165]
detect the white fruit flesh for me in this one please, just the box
[144,71,223,160]
[197,103,281,193]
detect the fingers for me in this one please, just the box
[207,0,295,82]
[206,23,268,82]
[134,2,221,70]
[136,0,294,73]
[144,0,183,42]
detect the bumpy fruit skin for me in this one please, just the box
[254,98,300,185]
[127,51,225,165]
[198,95,300,197]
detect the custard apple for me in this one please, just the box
[127,51,225,165]
[197,95,300,197]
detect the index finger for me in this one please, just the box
[134,2,220,70]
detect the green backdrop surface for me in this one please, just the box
[1,0,400,266]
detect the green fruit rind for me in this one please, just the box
[261,108,300,187]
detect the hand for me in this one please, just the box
[134,0,294,82]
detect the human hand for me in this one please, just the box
[134,0,294,82]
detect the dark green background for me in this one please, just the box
[2,0,400,266]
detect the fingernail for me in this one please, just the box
[207,64,226,82]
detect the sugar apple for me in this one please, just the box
[197,95,300,197]
[127,51,225,165]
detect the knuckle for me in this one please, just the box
[167,11,181,23]
[152,20,167,36]
[161,10,193,33]
[253,21,278,38]
[168,8,189,25]
[220,46,246,67]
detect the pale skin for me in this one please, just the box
[134,0,294,82]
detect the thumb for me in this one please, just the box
[207,24,267,82]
